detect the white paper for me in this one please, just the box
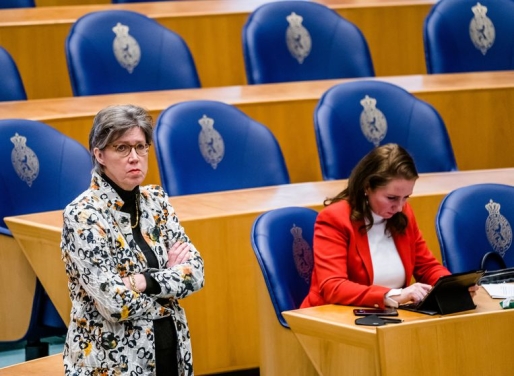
[481,283,514,299]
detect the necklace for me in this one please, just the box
[132,195,140,229]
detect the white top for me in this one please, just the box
[368,211,405,288]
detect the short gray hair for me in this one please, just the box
[89,104,153,173]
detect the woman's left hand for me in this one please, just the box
[122,273,146,293]
[468,284,479,297]
[167,240,190,268]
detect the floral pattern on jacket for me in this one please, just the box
[61,173,204,376]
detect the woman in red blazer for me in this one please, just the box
[301,144,477,309]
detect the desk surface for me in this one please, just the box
[7,168,514,225]
[5,168,514,374]
[3,70,514,118]
[0,0,435,99]
[283,287,514,376]
[0,354,63,376]
[3,71,514,120]
[1,71,514,186]
[284,286,503,334]
[35,0,209,7]
[1,0,436,23]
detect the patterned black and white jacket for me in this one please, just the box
[61,173,204,375]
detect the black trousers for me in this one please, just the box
[154,316,179,376]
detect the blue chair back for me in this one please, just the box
[0,119,92,230]
[314,80,457,180]
[424,0,514,74]
[66,9,200,96]
[436,183,514,273]
[154,100,290,196]
[251,207,317,328]
[242,0,374,84]
[0,119,92,348]
[0,46,27,101]
[0,0,34,8]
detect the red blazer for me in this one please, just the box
[301,200,450,309]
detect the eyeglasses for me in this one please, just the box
[110,143,150,157]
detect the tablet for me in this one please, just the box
[399,269,484,315]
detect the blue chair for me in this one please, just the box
[314,80,457,180]
[0,46,27,101]
[424,0,514,73]
[250,206,318,375]
[0,0,34,8]
[65,9,200,96]
[0,119,92,359]
[436,183,514,274]
[154,100,290,196]
[251,206,317,328]
[242,0,374,84]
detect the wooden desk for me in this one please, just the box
[0,0,434,99]
[283,287,514,376]
[0,71,513,186]
[0,235,36,341]
[5,168,514,374]
[35,0,108,5]
[34,0,214,5]
[0,354,63,376]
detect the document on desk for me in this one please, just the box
[481,283,514,298]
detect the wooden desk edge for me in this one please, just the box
[3,71,514,123]
[0,0,438,26]
[4,216,63,235]
[4,167,514,230]
[0,353,63,375]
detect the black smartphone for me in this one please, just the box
[353,308,399,316]
[355,316,403,326]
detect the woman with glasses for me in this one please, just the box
[61,104,204,376]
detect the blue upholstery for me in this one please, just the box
[436,183,514,273]
[0,46,27,101]
[424,0,514,74]
[242,0,374,84]
[0,120,92,229]
[0,0,34,8]
[314,80,457,180]
[154,100,290,196]
[66,9,200,96]
[0,119,92,353]
[251,207,317,328]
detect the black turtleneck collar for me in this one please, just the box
[101,173,139,213]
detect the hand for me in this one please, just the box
[468,284,479,297]
[392,283,433,305]
[167,240,190,268]
[122,276,132,290]
[122,273,146,293]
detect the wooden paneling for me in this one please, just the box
[0,235,35,342]
[0,0,435,99]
